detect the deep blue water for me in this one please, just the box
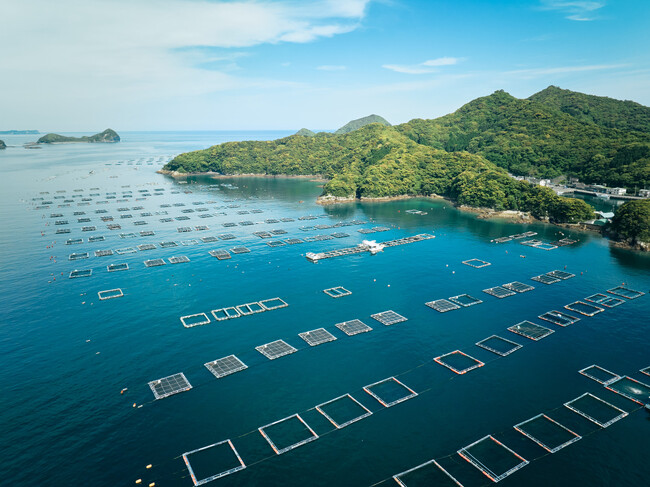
[1,132,649,487]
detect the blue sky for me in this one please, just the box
[2,0,649,131]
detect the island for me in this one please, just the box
[36,128,120,144]
[162,87,650,229]
[0,130,39,135]
[0,140,5,150]
[607,200,650,251]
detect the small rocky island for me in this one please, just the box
[0,140,6,150]
[37,128,120,144]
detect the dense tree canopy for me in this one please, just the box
[609,200,650,243]
[161,85,650,223]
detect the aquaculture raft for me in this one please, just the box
[306,233,434,262]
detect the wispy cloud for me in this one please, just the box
[0,0,372,105]
[539,1,606,21]
[382,57,461,74]
[317,65,347,71]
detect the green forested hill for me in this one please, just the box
[528,85,650,133]
[394,89,650,188]
[164,122,594,223]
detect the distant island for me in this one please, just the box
[37,128,120,144]
[0,140,6,150]
[163,86,650,239]
[0,130,39,135]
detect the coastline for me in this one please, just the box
[158,170,648,251]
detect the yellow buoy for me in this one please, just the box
[135,480,141,484]
[146,464,152,469]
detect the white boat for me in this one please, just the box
[359,239,385,255]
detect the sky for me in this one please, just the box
[1,0,649,131]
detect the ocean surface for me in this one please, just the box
[0,131,649,487]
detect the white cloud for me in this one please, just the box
[382,57,461,74]
[0,0,372,128]
[539,1,605,21]
[317,65,347,71]
[422,57,459,67]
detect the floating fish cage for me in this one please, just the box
[204,355,248,379]
[107,263,128,272]
[483,286,516,299]
[564,393,628,427]
[256,340,297,360]
[457,435,528,483]
[315,394,372,429]
[323,286,352,298]
[69,269,92,278]
[363,377,417,408]
[425,299,461,313]
[434,351,484,375]
[579,365,620,385]
[514,414,580,453]
[299,328,337,347]
[180,313,211,328]
[98,288,123,300]
[148,372,192,400]
[462,258,491,268]
[371,310,407,326]
[476,335,522,356]
[258,414,318,455]
[335,319,372,336]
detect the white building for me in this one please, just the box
[607,187,627,195]
[639,189,650,198]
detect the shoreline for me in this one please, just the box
[158,170,647,252]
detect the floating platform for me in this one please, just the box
[371,310,407,326]
[324,286,352,298]
[316,394,372,429]
[182,439,246,485]
[425,299,460,313]
[393,459,462,487]
[449,294,483,307]
[98,288,123,300]
[137,243,156,251]
[169,255,190,264]
[148,372,192,400]
[483,286,516,299]
[159,241,179,248]
[115,247,137,254]
[476,335,522,356]
[584,293,624,308]
[256,340,297,360]
[236,302,265,315]
[144,258,166,267]
[564,393,628,427]
[230,246,251,254]
[579,365,620,385]
[205,355,248,379]
[605,376,650,405]
[607,286,645,299]
[458,435,528,483]
[306,233,434,262]
[181,313,211,328]
[547,270,575,280]
[514,414,580,453]
[259,414,318,455]
[564,301,603,317]
[363,377,417,407]
[299,328,337,347]
[538,310,580,327]
[211,307,241,321]
[69,269,92,278]
[209,249,231,260]
[531,274,560,285]
[335,319,372,336]
[260,297,288,310]
[502,281,535,293]
[434,351,484,375]
[69,252,89,261]
[462,258,491,268]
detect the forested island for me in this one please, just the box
[607,200,650,251]
[37,128,120,144]
[0,130,39,135]
[163,87,650,227]
[0,140,6,150]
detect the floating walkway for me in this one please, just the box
[306,233,434,262]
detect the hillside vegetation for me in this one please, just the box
[37,129,120,143]
[165,121,594,223]
[335,114,391,134]
[608,200,650,247]
[395,89,650,188]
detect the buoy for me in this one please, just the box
[149,483,155,487]
[133,403,137,408]
[121,388,128,394]
[146,464,152,469]
[135,479,142,484]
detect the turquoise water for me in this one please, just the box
[1,132,649,487]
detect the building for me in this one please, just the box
[607,187,627,196]
[639,189,650,198]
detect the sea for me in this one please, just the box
[0,131,649,487]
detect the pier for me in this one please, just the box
[305,233,434,262]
